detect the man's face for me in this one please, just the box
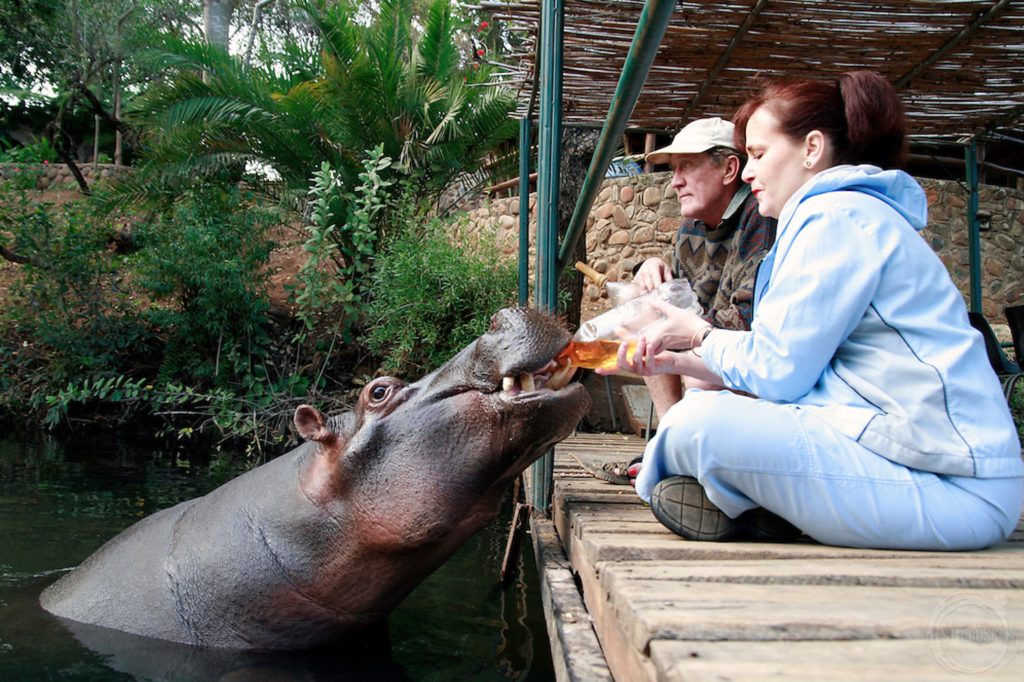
[668,152,735,226]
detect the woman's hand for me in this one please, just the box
[594,297,722,383]
[594,335,685,377]
[636,296,707,355]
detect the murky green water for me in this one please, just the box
[0,431,554,681]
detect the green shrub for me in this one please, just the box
[130,181,276,386]
[291,149,392,340]
[363,216,518,378]
[0,138,58,164]
[1,193,146,381]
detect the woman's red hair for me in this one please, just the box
[733,71,908,169]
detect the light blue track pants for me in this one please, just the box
[635,390,1024,550]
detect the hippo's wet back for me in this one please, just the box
[39,307,590,650]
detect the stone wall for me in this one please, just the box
[920,178,1023,318]
[463,173,1024,320]
[0,162,125,191]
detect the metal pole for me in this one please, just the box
[518,117,531,306]
[535,0,563,315]
[966,140,982,313]
[556,0,676,276]
[528,0,564,513]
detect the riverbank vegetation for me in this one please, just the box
[0,0,520,449]
[3,0,1022,450]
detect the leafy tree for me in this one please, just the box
[0,0,66,91]
[0,0,202,172]
[113,0,517,219]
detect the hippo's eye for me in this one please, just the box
[363,377,405,409]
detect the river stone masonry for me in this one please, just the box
[461,173,1024,321]
[0,162,125,191]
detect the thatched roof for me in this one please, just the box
[480,0,1024,171]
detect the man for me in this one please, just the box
[598,118,776,487]
[630,116,777,418]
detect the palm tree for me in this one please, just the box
[107,0,517,227]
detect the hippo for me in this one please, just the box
[40,307,589,650]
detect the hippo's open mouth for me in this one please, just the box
[500,353,577,395]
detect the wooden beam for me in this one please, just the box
[894,0,1013,90]
[678,0,769,125]
[644,133,656,173]
[484,172,538,194]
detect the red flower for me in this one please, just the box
[477,48,485,57]
[481,21,489,29]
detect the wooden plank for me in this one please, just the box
[650,639,1024,682]
[575,530,947,566]
[546,433,1024,682]
[560,509,659,682]
[557,439,646,459]
[550,456,658,682]
[607,581,1024,650]
[528,514,614,682]
[600,557,1024,588]
[621,384,657,438]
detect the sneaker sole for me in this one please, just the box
[650,476,739,541]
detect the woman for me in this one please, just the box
[599,71,1023,550]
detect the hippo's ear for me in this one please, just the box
[294,405,337,445]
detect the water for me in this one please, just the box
[0,431,555,681]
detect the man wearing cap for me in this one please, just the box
[632,117,777,418]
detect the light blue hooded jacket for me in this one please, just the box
[702,164,1023,479]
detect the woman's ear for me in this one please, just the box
[804,130,827,170]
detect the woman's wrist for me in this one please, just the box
[689,324,714,357]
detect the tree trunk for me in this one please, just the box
[243,0,277,71]
[557,127,600,332]
[203,0,242,51]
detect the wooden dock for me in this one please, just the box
[529,432,1024,681]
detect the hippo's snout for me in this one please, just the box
[471,307,576,387]
[483,307,580,393]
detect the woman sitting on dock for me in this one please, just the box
[598,71,1024,550]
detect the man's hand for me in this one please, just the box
[632,258,673,293]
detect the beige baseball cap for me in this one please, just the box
[645,117,738,165]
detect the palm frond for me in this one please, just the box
[114,0,516,231]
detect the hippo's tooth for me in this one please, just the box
[547,358,575,390]
[520,373,536,392]
[502,376,516,392]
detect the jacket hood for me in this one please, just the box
[780,165,928,231]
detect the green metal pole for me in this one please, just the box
[535,0,563,315]
[528,0,564,513]
[518,117,531,306]
[966,140,982,313]
[556,0,676,276]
